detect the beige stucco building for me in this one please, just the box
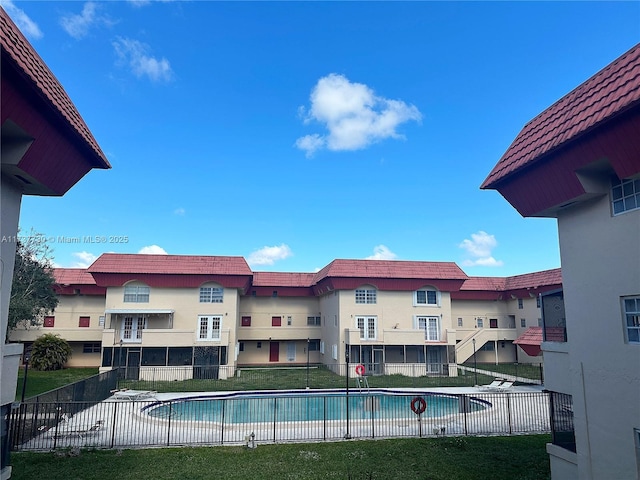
[10,255,562,383]
[483,43,640,480]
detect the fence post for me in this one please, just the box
[221,399,225,445]
[167,400,172,446]
[507,394,512,435]
[273,397,278,442]
[110,401,118,448]
[462,395,468,436]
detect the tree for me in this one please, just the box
[30,333,72,370]
[7,231,58,335]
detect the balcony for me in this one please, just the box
[237,326,321,341]
[345,328,445,345]
[101,328,230,347]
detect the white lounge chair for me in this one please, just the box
[112,389,157,401]
[496,381,514,391]
[480,379,504,391]
[52,420,104,439]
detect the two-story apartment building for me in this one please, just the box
[482,43,640,480]
[10,254,562,380]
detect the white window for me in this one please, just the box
[124,285,149,303]
[355,288,376,304]
[623,296,640,343]
[417,316,440,341]
[356,316,377,340]
[612,176,640,215]
[331,344,337,360]
[199,286,223,303]
[320,341,325,354]
[198,315,221,341]
[121,316,144,342]
[518,298,523,309]
[287,342,296,361]
[307,316,321,326]
[521,318,527,328]
[415,288,439,306]
[457,317,463,327]
[476,317,484,328]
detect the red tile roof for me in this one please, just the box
[504,268,562,291]
[314,259,468,283]
[53,268,96,285]
[514,326,567,357]
[513,327,544,357]
[88,253,252,276]
[482,43,640,189]
[0,7,109,169]
[459,277,507,292]
[252,272,316,287]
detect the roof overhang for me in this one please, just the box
[105,309,174,315]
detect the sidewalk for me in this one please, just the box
[458,365,543,385]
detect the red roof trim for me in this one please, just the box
[0,7,109,169]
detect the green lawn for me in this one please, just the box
[10,434,551,480]
[15,367,99,400]
[119,366,496,393]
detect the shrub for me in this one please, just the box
[30,334,72,371]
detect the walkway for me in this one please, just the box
[458,365,542,385]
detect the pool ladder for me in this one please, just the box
[355,375,370,392]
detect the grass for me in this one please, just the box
[119,366,497,393]
[15,367,99,400]
[10,434,551,480]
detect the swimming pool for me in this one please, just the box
[144,390,489,424]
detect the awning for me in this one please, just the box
[513,326,566,356]
[513,327,544,357]
[105,309,174,314]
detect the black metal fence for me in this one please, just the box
[10,390,550,451]
[10,370,118,448]
[548,391,576,452]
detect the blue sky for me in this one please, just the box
[4,1,639,275]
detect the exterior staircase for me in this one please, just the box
[455,328,518,364]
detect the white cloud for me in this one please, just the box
[247,244,293,266]
[296,73,421,156]
[70,251,98,268]
[60,2,108,39]
[459,231,504,267]
[174,207,186,216]
[365,245,398,261]
[127,0,174,5]
[294,134,324,158]
[138,245,168,255]
[113,37,173,82]
[1,0,43,39]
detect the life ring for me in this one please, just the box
[411,396,427,415]
[355,364,365,376]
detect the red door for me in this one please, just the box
[269,342,279,362]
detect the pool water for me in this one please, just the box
[146,392,487,424]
